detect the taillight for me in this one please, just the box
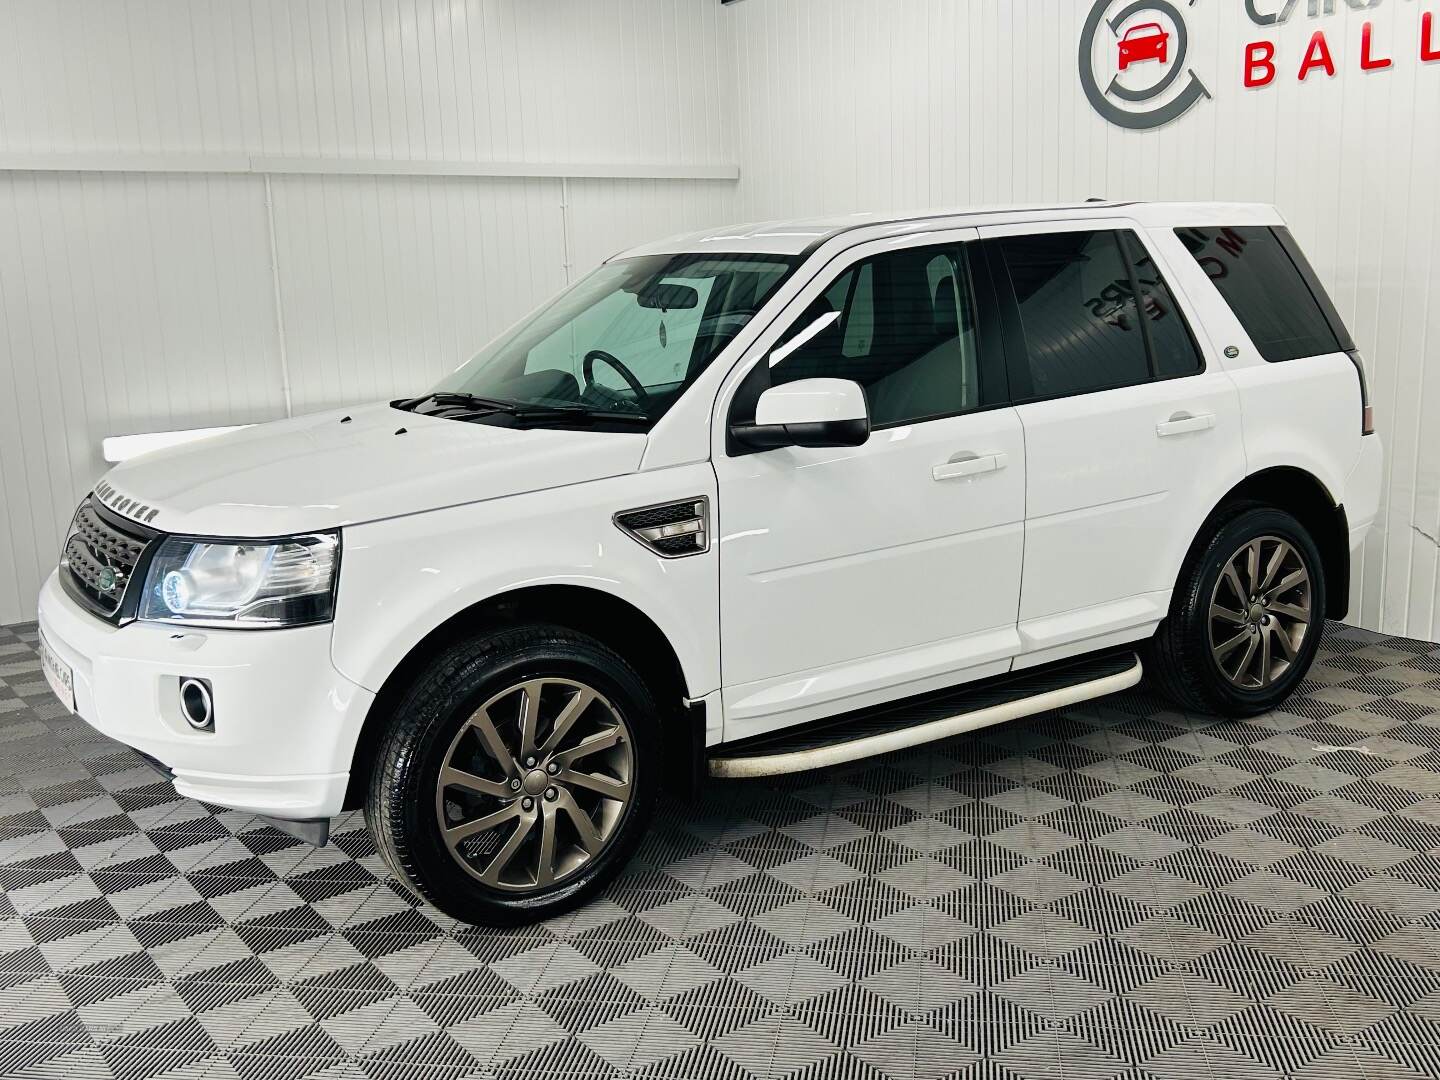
[1346,349,1374,435]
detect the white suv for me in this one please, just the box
[37,202,1382,924]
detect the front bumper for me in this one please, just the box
[37,570,375,820]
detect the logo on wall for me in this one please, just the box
[1079,0,1211,129]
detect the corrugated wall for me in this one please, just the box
[728,0,1440,642]
[0,0,739,624]
[4,0,1438,643]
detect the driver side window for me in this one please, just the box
[770,243,980,427]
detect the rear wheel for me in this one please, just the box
[366,625,658,925]
[1145,505,1325,717]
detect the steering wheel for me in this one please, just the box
[583,349,649,404]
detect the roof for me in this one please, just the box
[612,200,1285,259]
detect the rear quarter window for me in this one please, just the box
[1174,225,1342,363]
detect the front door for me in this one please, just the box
[713,232,1027,741]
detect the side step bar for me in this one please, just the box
[709,649,1143,778]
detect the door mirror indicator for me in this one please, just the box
[731,378,871,451]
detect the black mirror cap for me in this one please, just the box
[729,417,870,453]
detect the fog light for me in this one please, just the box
[179,677,214,731]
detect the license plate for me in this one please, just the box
[38,631,75,714]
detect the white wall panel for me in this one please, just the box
[0,0,739,624]
[0,0,734,164]
[0,172,284,622]
[565,178,741,272]
[727,0,1440,641]
[271,174,568,413]
[7,0,1433,641]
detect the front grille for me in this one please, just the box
[61,498,158,621]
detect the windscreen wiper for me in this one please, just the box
[395,394,649,425]
[394,391,520,413]
[503,405,651,425]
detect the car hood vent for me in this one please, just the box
[614,497,709,558]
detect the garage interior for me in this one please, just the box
[4,2,1440,1079]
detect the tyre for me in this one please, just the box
[1145,504,1326,717]
[365,624,658,925]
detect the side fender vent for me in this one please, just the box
[615,497,709,558]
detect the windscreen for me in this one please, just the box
[432,252,797,428]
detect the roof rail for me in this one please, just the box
[795,201,1139,259]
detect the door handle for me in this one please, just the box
[932,451,1008,481]
[1156,411,1216,437]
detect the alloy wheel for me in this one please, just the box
[434,677,634,891]
[1207,534,1313,690]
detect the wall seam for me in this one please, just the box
[262,173,294,419]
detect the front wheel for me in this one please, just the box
[1145,505,1326,717]
[366,625,658,925]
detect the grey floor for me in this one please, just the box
[2,619,1440,1080]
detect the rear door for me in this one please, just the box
[977,220,1246,665]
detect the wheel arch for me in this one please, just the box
[1189,466,1350,620]
[342,583,700,810]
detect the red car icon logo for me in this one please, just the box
[1118,22,1169,70]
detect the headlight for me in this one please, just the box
[139,533,339,628]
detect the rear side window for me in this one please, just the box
[1175,226,1341,363]
[1122,233,1205,380]
[993,229,1202,400]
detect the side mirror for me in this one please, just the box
[731,378,871,451]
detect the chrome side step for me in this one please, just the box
[709,650,1143,779]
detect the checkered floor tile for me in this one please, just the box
[3,620,1440,1079]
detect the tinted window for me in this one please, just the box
[1122,233,1204,379]
[999,230,1151,398]
[1175,226,1341,363]
[770,244,981,427]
